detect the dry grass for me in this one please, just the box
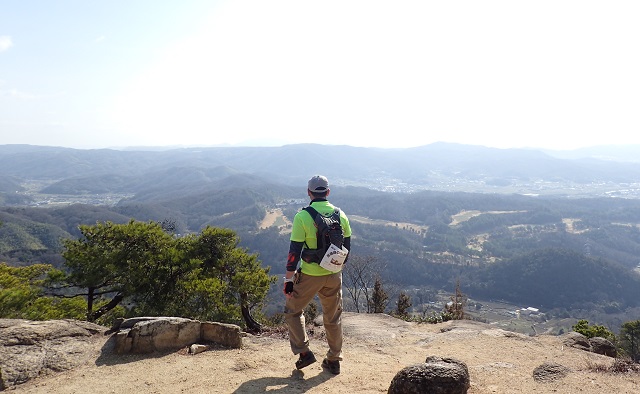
[585,357,640,374]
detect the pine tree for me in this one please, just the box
[620,320,640,362]
[370,277,389,313]
[445,280,467,320]
[395,291,412,317]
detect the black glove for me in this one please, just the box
[284,281,294,295]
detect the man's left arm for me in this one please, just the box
[341,212,352,262]
[343,236,351,264]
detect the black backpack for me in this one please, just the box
[301,206,344,263]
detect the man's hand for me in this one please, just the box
[284,281,294,296]
[283,274,294,297]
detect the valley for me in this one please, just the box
[3,143,640,335]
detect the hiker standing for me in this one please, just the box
[283,175,352,375]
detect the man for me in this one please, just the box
[283,175,352,375]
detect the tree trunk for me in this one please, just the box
[88,292,124,322]
[240,293,262,333]
[86,287,95,321]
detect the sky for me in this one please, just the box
[1,1,639,151]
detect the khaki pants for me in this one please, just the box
[284,271,343,362]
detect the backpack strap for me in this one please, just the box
[302,206,319,220]
[302,206,319,252]
[303,206,341,222]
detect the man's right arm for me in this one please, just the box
[284,241,304,295]
[286,241,304,273]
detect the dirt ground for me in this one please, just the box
[11,313,640,394]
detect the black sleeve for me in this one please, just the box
[286,241,304,272]
[343,236,351,264]
[343,236,351,252]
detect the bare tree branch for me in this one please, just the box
[343,255,386,313]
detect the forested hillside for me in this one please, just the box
[2,185,640,320]
[3,143,640,329]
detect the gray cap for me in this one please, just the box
[308,175,329,193]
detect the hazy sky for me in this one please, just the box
[1,1,639,150]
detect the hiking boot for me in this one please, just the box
[295,351,317,369]
[322,358,341,375]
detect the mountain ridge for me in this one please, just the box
[3,143,640,189]
[0,143,640,203]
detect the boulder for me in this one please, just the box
[113,317,201,354]
[561,331,590,351]
[533,362,571,382]
[561,332,617,357]
[113,317,244,354]
[589,337,617,357]
[201,321,243,349]
[388,356,470,394]
[0,319,107,390]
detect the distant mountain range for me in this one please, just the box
[543,144,640,163]
[2,143,640,199]
[4,143,640,324]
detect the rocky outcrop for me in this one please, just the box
[388,356,470,394]
[0,317,243,390]
[113,317,201,354]
[113,317,243,354]
[201,321,243,349]
[562,331,591,351]
[588,337,617,357]
[562,332,617,357]
[0,319,107,390]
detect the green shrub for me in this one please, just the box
[572,319,616,342]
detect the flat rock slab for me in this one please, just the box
[0,319,107,389]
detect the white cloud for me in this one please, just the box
[0,36,13,52]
